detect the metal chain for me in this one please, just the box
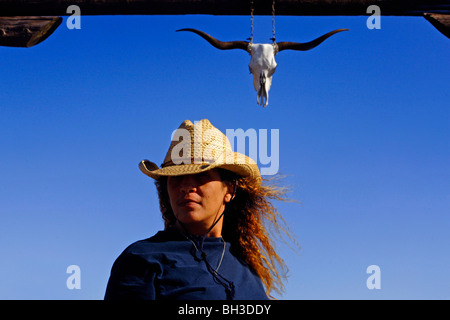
[249,0,254,44]
[271,0,276,43]
[249,0,276,44]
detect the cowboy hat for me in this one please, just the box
[139,119,261,182]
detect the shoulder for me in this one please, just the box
[105,231,178,300]
[108,228,192,279]
[119,228,187,257]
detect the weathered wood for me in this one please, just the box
[0,1,448,47]
[0,16,62,47]
[0,0,448,16]
[424,13,450,38]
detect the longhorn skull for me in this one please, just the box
[177,28,348,107]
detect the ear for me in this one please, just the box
[223,179,236,203]
[224,192,233,203]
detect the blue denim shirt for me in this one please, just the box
[104,228,269,300]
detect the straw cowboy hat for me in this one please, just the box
[139,119,261,182]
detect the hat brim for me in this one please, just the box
[139,155,260,182]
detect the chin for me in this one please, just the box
[175,208,205,224]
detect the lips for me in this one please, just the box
[177,198,200,207]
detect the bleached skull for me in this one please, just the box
[248,43,277,107]
[177,28,348,107]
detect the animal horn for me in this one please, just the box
[276,28,349,52]
[176,28,250,51]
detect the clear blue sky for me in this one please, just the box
[0,13,449,300]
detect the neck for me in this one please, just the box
[174,219,223,238]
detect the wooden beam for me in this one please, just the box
[0,16,62,47]
[0,1,448,47]
[0,0,448,17]
[424,13,450,38]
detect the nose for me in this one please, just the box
[181,185,196,193]
[260,72,266,86]
[179,176,197,194]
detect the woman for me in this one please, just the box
[104,119,293,300]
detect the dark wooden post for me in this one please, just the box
[0,16,62,47]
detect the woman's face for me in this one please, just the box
[167,169,233,236]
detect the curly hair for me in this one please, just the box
[154,169,295,298]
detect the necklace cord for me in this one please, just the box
[175,177,237,299]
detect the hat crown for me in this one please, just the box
[163,119,234,167]
[139,118,260,183]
